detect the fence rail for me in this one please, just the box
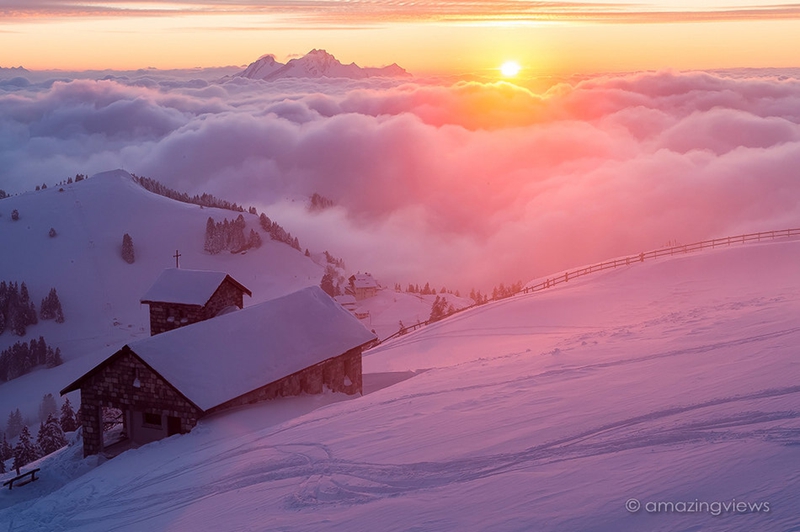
[369,228,800,349]
[521,228,800,296]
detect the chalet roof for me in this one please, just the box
[140,269,252,306]
[65,286,375,411]
[350,273,378,289]
[334,295,357,305]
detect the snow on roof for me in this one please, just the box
[130,286,375,411]
[334,295,357,305]
[140,269,251,306]
[352,273,378,289]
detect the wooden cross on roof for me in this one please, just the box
[174,249,181,269]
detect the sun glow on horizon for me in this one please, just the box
[500,61,521,77]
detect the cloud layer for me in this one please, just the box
[2,70,800,290]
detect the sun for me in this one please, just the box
[500,61,521,78]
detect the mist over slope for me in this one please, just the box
[2,236,799,531]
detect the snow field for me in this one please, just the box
[2,237,799,530]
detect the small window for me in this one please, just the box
[143,413,162,427]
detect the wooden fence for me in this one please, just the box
[370,228,800,348]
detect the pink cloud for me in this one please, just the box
[2,70,800,290]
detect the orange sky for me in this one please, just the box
[2,2,800,74]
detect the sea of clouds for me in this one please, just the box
[2,68,799,290]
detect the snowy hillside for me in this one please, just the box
[2,235,798,531]
[0,170,323,422]
[348,289,473,340]
[236,49,410,81]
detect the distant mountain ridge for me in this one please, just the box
[235,49,410,81]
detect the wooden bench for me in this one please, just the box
[2,468,41,490]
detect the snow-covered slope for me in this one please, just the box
[0,170,323,421]
[354,289,473,340]
[3,236,799,531]
[236,50,410,81]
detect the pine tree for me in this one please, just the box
[247,229,262,250]
[6,408,23,439]
[36,421,46,452]
[13,426,39,470]
[320,271,336,298]
[60,397,78,433]
[33,337,47,366]
[0,433,12,462]
[429,295,451,323]
[49,227,57,238]
[39,393,58,423]
[11,209,19,221]
[121,233,135,264]
[38,414,67,455]
[46,347,63,368]
[40,288,64,322]
[259,213,271,232]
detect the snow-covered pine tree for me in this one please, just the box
[248,229,262,249]
[39,393,58,423]
[40,288,64,321]
[320,271,336,297]
[13,426,39,470]
[60,397,78,432]
[36,421,46,452]
[428,295,450,323]
[55,299,64,324]
[32,337,47,366]
[38,414,67,455]
[204,217,217,254]
[259,213,271,232]
[229,215,246,252]
[121,233,135,264]
[9,306,26,336]
[40,294,51,320]
[46,346,63,368]
[11,209,19,221]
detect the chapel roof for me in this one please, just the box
[140,268,252,307]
